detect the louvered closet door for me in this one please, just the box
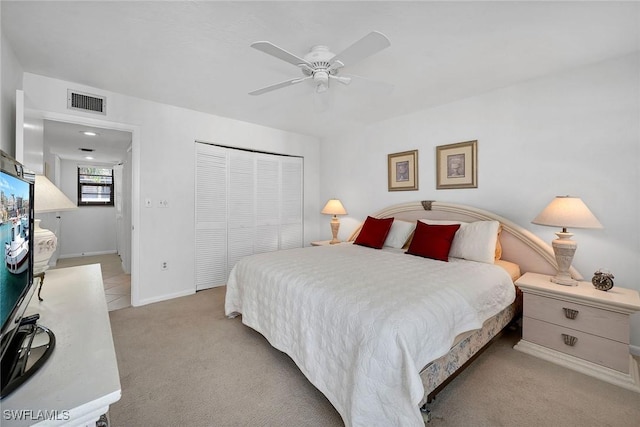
[255,154,280,254]
[280,156,303,249]
[195,144,304,291]
[227,150,255,273]
[195,144,228,290]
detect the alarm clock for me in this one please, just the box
[592,269,614,291]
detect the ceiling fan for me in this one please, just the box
[249,31,391,96]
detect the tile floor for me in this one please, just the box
[52,254,131,311]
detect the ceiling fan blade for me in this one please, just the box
[251,41,313,68]
[328,75,351,86]
[249,76,311,96]
[339,74,395,96]
[329,31,390,67]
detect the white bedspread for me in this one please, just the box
[225,243,515,427]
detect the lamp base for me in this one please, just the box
[550,231,578,286]
[329,216,341,245]
[33,219,58,275]
[550,274,578,286]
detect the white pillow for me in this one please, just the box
[383,219,416,249]
[419,219,499,264]
[448,220,500,264]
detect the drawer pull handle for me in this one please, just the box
[563,308,578,319]
[562,334,578,347]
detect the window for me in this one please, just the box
[77,166,114,206]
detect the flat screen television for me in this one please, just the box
[0,150,54,399]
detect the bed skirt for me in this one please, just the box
[418,301,518,406]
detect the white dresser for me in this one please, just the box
[2,264,121,426]
[514,272,640,392]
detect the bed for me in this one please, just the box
[225,201,575,426]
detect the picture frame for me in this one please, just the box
[388,149,418,191]
[436,140,477,189]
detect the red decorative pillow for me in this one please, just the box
[405,222,461,261]
[354,216,394,249]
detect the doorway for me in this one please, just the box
[44,120,132,310]
[18,107,139,308]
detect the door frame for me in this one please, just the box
[17,105,141,306]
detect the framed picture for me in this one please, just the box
[436,140,477,189]
[388,150,418,191]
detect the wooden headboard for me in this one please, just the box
[348,200,581,280]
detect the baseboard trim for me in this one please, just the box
[136,289,194,307]
[630,344,640,357]
[59,250,118,259]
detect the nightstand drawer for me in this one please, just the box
[523,293,629,343]
[523,317,629,373]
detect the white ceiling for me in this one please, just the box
[43,120,131,164]
[3,1,639,141]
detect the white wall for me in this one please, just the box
[0,26,23,156]
[52,158,118,258]
[22,72,322,306]
[320,53,640,348]
[22,114,44,174]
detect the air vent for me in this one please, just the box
[67,90,106,115]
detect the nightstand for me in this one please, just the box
[514,272,640,392]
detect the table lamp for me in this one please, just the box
[33,175,77,299]
[321,199,347,244]
[532,196,602,286]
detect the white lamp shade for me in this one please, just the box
[35,175,77,213]
[321,199,347,216]
[532,196,602,229]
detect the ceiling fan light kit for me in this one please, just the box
[249,31,391,96]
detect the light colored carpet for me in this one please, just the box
[108,287,640,427]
